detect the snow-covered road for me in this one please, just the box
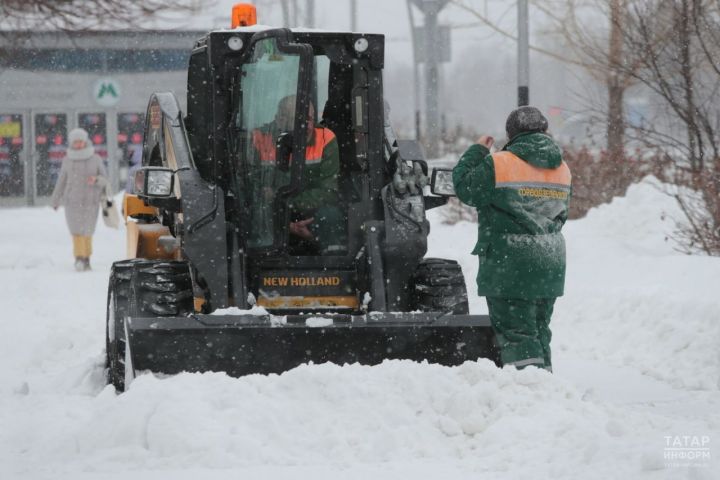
[1,177,718,479]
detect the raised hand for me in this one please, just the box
[476,135,495,149]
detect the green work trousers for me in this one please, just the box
[486,297,556,370]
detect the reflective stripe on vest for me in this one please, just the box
[492,151,571,199]
[505,357,545,368]
[252,127,335,165]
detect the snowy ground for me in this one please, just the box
[1,177,718,479]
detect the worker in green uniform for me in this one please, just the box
[452,106,571,371]
[250,95,345,254]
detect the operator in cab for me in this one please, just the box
[250,95,346,255]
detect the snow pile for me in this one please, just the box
[0,205,122,398]
[4,361,711,478]
[1,177,719,479]
[305,317,334,327]
[559,177,720,390]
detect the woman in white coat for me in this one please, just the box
[51,128,110,271]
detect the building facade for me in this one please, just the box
[0,30,203,206]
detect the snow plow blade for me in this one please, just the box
[124,312,499,378]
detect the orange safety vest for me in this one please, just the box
[492,151,571,195]
[252,127,336,165]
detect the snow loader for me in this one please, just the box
[106,4,499,391]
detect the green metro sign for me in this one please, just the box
[98,83,118,99]
[93,78,121,107]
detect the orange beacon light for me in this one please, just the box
[231,3,258,28]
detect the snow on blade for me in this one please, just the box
[305,317,334,327]
[210,306,270,316]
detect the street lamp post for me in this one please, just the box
[518,0,529,106]
[350,0,357,31]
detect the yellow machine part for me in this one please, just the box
[122,193,178,261]
[257,296,359,310]
[122,193,194,306]
[194,297,206,312]
[123,193,156,220]
[126,222,179,260]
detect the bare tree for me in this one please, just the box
[450,0,653,212]
[606,0,626,166]
[530,1,650,179]
[452,2,638,175]
[620,0,720,254]
[534,0,720,252]
[0,0,203,72]
[0,0,201,31]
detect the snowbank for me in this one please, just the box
[1,177,718,479]
[5,360,713,479]
[559,178,720,390]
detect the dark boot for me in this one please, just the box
[82,257,91,271]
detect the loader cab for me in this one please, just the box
[235,30,384,303]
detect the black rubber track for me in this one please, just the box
[105,260,193,391]
[412,258,469,314]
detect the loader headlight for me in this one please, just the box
[147,170,173,196]
[354,37,369,53]
[227,36,244,51]
[135,167,174,197]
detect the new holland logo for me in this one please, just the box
[263,276,342,287]
[93,78,121,107]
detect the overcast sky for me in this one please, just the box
[147,1,595,138]
[184,0,518,65]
